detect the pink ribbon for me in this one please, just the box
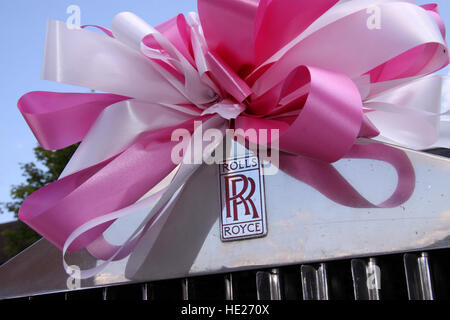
[18,92,128,150]
[19,119,201,251]
[16,0,449,277]
[280,142,415,208]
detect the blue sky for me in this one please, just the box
[0,0,449,223]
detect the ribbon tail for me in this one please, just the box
[60,116,226,279]
[279,141,415,208]
[19,120,198,253]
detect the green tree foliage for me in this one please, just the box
[0,144,78,259]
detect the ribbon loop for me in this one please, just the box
[239,66,364,163]
[18,92,128,150]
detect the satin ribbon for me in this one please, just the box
[16,0,449,279]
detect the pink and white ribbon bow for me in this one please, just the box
[17,0,449,278]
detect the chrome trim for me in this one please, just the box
[142,283,148,301]
[351,258,381,300]
[301,264,329,300]
[182,278,189,301]
[256,269,281,300]
[224,274,234,300]
[218,154,268,241]
[404,252,434,300]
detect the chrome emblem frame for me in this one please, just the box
[218,155,268,241]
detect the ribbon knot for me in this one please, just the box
[136,11,366,163]
[201,99,246,120]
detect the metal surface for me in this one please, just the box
[1,140,450,299]
[404,252,434,300]
[301,264,329,300]
[351,258,381,300]
[256,269,281,300]
[142,283,148,301]
[182,279,189,301]
[224,274,234,300]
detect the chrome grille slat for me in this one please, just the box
[404,252,434,300]
[351,258,381,300]
[142,283,148,301]
[256,268,282,300]
[225,274,234,300]
[300,264,329,300]
[181,278,189,301]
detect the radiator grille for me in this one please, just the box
[16,248,450,301]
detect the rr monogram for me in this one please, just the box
[224,174,258,222]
